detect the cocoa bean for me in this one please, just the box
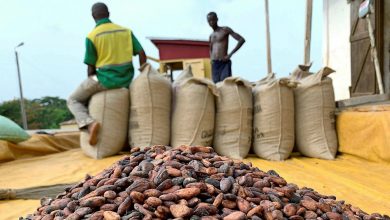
[77,186,91,200]
[143,189,162,198]
[283,203,297,217]
[301,199,318,211]
[104,178,119,186]
[318,202,332,213]
[79,197,105,208]
[159,193,178,201]
[66,201,77,212]
[92,185,116,197]
[175,188,201,200]
[172,177,185,185]
[188,197,201,207]
[64,213,80,220]
[213,193,223,208]
[156,179,174,191]
[117,197,132,216]
[100,204,118,211]
[289,215,305,220]
[297,206,307,215]
[237,197,251,213]
[222,200,237,209]
[326,212,343,220]
[126,179,151,193]
[112,197,124,206]
[114,177,130,188]
[134,203,153,218]
[272,210,284,220]
[23,146,388,220]
[74,207,92,216]
[305,210,318,219]
[103,190,116,200]
[170,204,193,218]
[205,178,220,188]
[247,206,263,218]
[103,211,120,220]
[145,197,162,207]
[186,182,208,192]
[162,185,181,194]
[223,211,246,220]
[166,167,182,177]
[118,191,128,198]
[220,178,233,193]
[130,191,145,203]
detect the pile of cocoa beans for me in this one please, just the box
[22,146,389,220]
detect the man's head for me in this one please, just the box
[207,12,218,29]
[92,2,109,21]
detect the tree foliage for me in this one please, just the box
[0,97,73,129]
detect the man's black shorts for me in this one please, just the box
[212,60,232,83]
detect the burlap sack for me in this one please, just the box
[213,77,253,159]
[129,63,171,149]
[289,64,313,153]
[253,74,296,160]
[290,63,312,80]
[295,67,338,160]
[171,66,218,148]
[80,88,129,159]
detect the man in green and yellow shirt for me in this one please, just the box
[67,2,146,145]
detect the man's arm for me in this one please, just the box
[209,35,213,58]
[224,27,245,61]
[87,64,96,77]
[138,50,147,66]
[131,32,147,66]
[84,38,98,77]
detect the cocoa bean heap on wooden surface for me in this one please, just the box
[22,146,389,220]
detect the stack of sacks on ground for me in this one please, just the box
[79,63,338,161]
[22,146,389,220]
[171,66,218,148]
[80,88,129,159]
[129,63,171,150]
[213,77,253,160]
[252,73,297,161]
[292,66,338,160]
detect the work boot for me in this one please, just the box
[88,121,100,145]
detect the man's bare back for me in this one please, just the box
[207,12,245,82]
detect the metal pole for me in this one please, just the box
[14,50,28,129]
[324,0,330,66]
[304,0,313,65]
[264,0,272,74]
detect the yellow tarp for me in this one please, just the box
[337,105,390,163]
[0,149,389,219]
[0,132,80,163]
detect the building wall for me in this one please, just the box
[323,0,351,101]
[384,1,390,93]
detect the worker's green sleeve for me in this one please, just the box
[84,38,97,65]
[131,33,144,55]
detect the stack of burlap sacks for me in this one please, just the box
[80,63,338,161]
[252,65,338,160]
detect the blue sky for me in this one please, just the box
[0,0,323,102]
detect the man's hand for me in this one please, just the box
[87,64,96,77]
[222,54,231,62]
[138,50,147,66]
[226,27,245,61]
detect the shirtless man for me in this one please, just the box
[207,12,245,83]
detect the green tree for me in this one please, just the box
[0,97,73,129]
